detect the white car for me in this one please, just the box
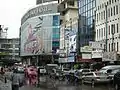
[82,72,110,85]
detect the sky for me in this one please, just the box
[0,0,36,38]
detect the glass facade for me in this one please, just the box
[78,0,96,46]
[52,15,60,53]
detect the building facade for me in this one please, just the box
[20,1,60,65]
[0,38,20,64]
[36,0,57,5]
[78,0,96,47]
[58,0,78,63]
[95,0,120,62]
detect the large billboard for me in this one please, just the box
[20,13,59,56]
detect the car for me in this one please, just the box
[113,71,120,90]
[99,65,120,74]
[108,69,120,82]
[82,72,110,86]
[77,69,93,76]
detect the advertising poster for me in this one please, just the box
[20,15,54,56]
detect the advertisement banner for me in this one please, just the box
[20,14,59,56]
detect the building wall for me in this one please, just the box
[36,0,57,5]
[20,1,60,56]
[95,0,120,52]
[0,38,20,61]
[58,0,78,55]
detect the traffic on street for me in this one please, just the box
[0,63,120,90]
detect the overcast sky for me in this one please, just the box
[0,0,36,38]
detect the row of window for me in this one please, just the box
[79,0,95,8]
[108,42,119,52]
[97,0,119,10]
[96,23,119,39]
[96,5,119,22]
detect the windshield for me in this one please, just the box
[95,72,107,76]
[99,69,107,73]
[111,69,120,74]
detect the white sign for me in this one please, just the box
[82,53,91,59]
[92,50,103,58]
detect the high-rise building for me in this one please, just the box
[0,38,20,65]
[36,0,57,4]
[20,1,60,65]
[78,0,96,47]
[95,0,120,62]
[58,0,78,63]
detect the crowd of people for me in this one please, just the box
[0,65,40,90]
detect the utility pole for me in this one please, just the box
[105,5,108,52]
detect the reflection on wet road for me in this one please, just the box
[39,76,114,90]
[20,76,115,90]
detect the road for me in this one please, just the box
[1,72,115,90]
[20,76,115,90]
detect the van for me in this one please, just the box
[99,65,120,74]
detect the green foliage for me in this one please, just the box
[0,52,9,55]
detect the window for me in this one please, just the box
[117,42,119,51]
[104,10,105,19]
[111,8,112,16]
[108,9,110,17]
[97,29,99,38]
[114,43,116,50]
[101,12,103,20]
[117,23,119,33]
[109,0,111,4]
[111,24,115,34]
[101,28,103,37]
[68,1,74,6]
[97,13,98,22]
[114,6,115,15]
[116,5,118,14]
[104,27,105,36]
[109,25,110,35]
[109,43,110,52]
[99,13,100,20]
[112,43,113,51]
[112,0,114,3]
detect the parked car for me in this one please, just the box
[82,72,110,86]
[99,65,120,74]
[113,71,120,90]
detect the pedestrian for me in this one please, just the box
[11,69,20,90]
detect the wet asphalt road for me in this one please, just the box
[3,72,115,90]
[20,76,114,90]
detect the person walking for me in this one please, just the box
[11,69,20,90]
